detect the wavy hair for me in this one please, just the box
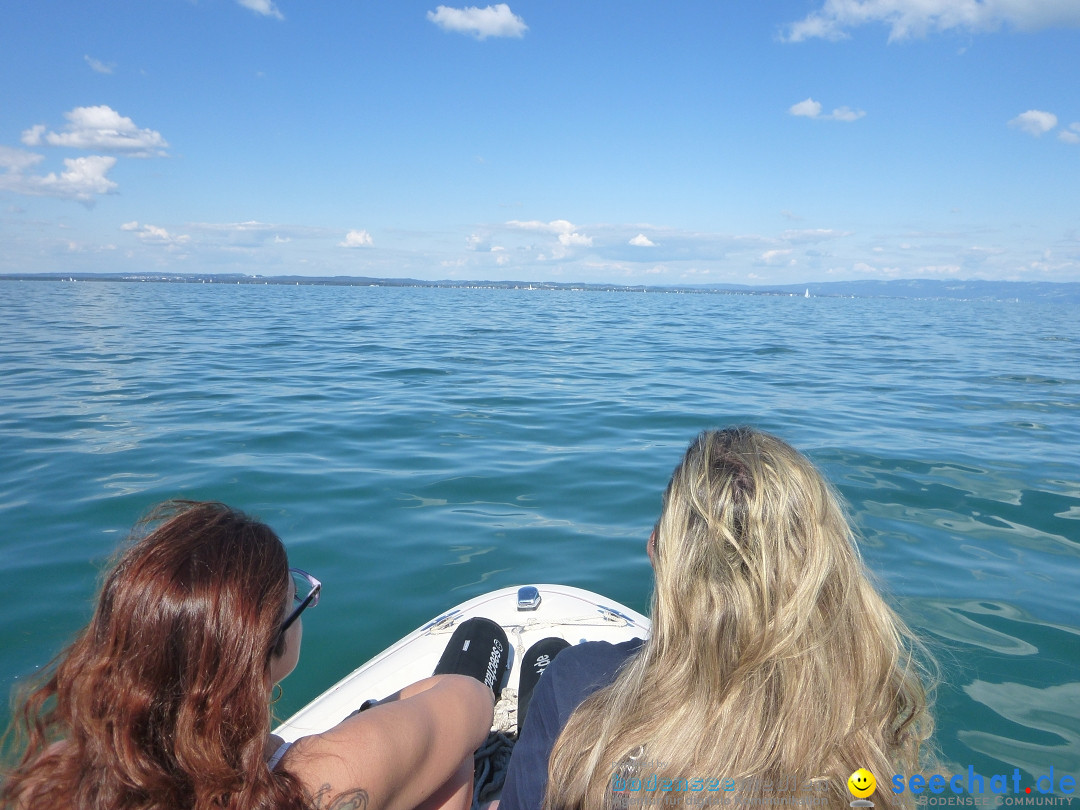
[544,428,935,809]
[1,501,310,810]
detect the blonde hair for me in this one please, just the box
[544,428,934,809]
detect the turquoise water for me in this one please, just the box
[2,281,1078,788]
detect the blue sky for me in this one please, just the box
[2,0,1078,284]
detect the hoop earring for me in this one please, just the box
[272,683,283,704]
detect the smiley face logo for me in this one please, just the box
[848,768,876,799]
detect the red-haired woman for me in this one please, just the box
[1,501,494,810]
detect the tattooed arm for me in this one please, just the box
[307,783,370,810]
[284,674,494,810]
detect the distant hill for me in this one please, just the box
[704,279,1080,303]
[3,273,1078,303]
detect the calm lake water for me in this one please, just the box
[1,280,1077,789]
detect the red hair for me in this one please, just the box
[1,501,310,810]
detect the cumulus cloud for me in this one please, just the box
[559,231,592,247]
[0,145,45,172]
[120,221,191,248]
[1009,109,1058,136]
[22,106,168,157]
[830,106,866,122]
[789,97,865,121]
[467,233,508,252]
[790,98,822,118]
[760,249,795,266]
[84,55,115,74]
[629,233,657,247]
[507,219,593,247]
[238,0,284,20]
[783,0,1080,42]
[428,4,527,39]
[340,229,374,248]
[0,153,118,202]
[508,219,561,233]
[1060,123,1080,144]
[20,125,45,145]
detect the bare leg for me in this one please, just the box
[414,755,473,810]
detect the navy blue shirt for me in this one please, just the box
[500,637,644,810]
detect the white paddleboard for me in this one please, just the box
[274,584,650,741]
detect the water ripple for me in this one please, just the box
[1,282,1078,782]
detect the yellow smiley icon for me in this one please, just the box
[848,768,876,799]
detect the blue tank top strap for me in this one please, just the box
[267,740,293,770]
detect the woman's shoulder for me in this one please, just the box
[552,637,643,674]
[543,637,644,704]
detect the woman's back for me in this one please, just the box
[534,429,935,809]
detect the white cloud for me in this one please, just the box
[508,219,578,235]
[830,106,866,122]
[789,97,865,121]
[761,249,795,266]
[629,234,657,247]
[783,0,1080,42]
[466,234,508,253]
[507,219,563,233]
[84,55,115,74]
[238,0,284,20]
[22,106,168,157]
[20,125,45,146]
[0,154,118,202]
[559,231,592,247]
[508,218,592,247]
[1060,123,1080,144]
[142,225,189,245]
[0,145,45,172]
[427,4,527,39]
[1009,109,1058,136]
[120,221,191,248]
[340,229,374,248]
[790,98,823,118]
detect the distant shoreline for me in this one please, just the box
[2,272,1078,303]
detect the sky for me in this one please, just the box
[2,0,1079,285]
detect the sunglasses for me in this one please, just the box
[280,568,321,635]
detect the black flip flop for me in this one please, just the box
[433,616,510,700]
[517,637,570,733]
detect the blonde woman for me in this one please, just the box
[499,428,935,810]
